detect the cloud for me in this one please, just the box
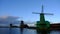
[0,16,19,19]
[0,16,20,24]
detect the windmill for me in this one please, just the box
[32,5,53,30]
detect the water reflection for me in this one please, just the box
[36,30,50,34]
[0,28,60,34]
[9,28,11,34]
[20,28,50,34]
[20,28,24,34]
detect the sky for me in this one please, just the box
[0,0,60,23]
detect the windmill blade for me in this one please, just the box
[32,12,40,14]
[32,12,53,15]
[43,13,53,15]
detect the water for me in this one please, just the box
[0,28,60,34]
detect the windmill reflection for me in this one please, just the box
[36,30,50,34]
[20,28,23,34]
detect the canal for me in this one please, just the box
[0,28,60,34]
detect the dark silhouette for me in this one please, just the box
[20,20,24,34]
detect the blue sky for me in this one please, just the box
[0,0,60,23]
